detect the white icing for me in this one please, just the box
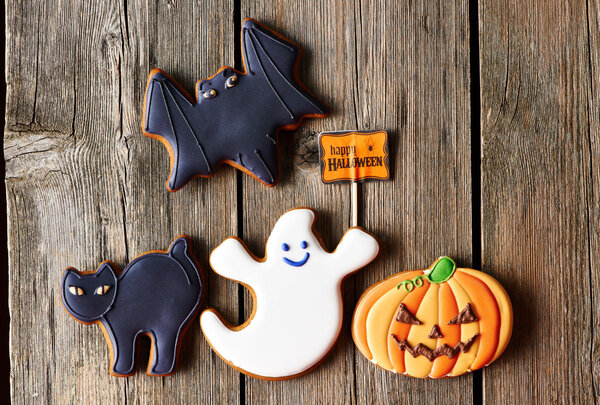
[200,208,379,378]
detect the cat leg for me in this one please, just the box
[110,329,137,376]
[148,329,179,376]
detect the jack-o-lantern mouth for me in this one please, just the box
[391,334,479,362]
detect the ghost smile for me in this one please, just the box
[283,253,310,267]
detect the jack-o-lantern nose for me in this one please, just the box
[428,324,443,339]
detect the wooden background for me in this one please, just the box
[4,0,599,403]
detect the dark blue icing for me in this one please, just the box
[143,19,329,191]
[283,252,310,267]
[60,236,203,376]
[282,243,290,251]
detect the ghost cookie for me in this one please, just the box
[60,236,203,376]
[143,18,329,191]
[200,208,379,379]
[352,257,512,378]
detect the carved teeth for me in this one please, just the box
[391,334,479,361]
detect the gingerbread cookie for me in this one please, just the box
[61,236,203,376]
[143,19,329,191]
[200,208,379,379]
[352,257,512,378]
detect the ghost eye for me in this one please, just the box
[282,243,290,251]
[447,303,478,325]
[69,286,85,296]
[226,75,238,88]
[300,241,308,249]
[94,285,111,296]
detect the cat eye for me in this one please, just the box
[226,75,238,88]
[94,285,111,296]
[69,286,84,296]
[447,303,478,325]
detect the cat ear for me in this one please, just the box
[168,236,190,258]
[62,268,82,291]
[95,262,117,282]
[63,267,82,279]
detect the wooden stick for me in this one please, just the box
[351,181,358,227]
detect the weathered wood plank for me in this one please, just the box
[239,0,472,404]
[6,1,239,403]
[6,1,130,403]
[121,1,240,403]
[479,0,598,402]
[238,4,355,404]
[355,0,473,403]
[586,0,600,396]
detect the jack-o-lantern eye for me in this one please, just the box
[395,303,421,325]
[447,303,478,325]
[94,285,111,296]
[69,286,84,296]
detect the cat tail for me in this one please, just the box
[168,236,202,287]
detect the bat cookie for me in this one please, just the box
[143,19,329,191]
[200,208,379,379]
[60,236,203,376]
[352,257,512,378]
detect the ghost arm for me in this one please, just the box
[210,238,261,285]
[329,228,380,278]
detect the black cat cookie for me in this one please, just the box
[143,18,329,191]
[60,236,203,376]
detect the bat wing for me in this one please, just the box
[143,20,329,191]
[241,19,329,122]
[143,70,212,191]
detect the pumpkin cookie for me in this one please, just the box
[351,257,512,378]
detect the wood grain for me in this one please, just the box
[239,3,356,404]
[479,0,599,402]
[6,1,239,403]
[239,0,472,404]
[8,0,599,403]
[355,0,473,403]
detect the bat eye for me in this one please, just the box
[226,75,238,88]
[69,286,85,296]
[203,89,217,99]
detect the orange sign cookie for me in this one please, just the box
[319,131,389,183]
[351,257,512,378]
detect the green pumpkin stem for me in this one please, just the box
[396,257,457,292]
